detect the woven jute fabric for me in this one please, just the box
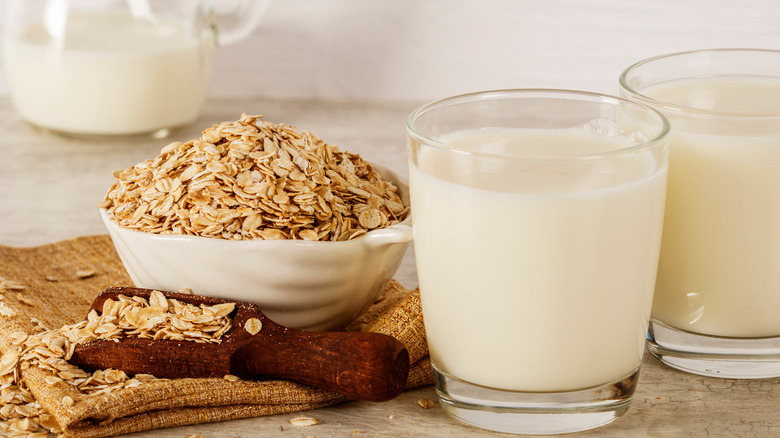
[0,235,432,438]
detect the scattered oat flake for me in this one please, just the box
[0,278,27,290]
[289,416,320,427]
[244,318,262,335]
[29,317,49,331]
[10,331,27,345]
[76,269,96,279]
[223,374,240,382]
[17,293,36,306]
[62,396,74,406]
[0,302,17,317]
[0,350,19,375]
[417,398,435,409]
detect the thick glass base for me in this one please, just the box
[647,319,780,379]
[433,365,639,435]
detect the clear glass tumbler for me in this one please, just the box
[407,89,670,434]
[621,49,780,379]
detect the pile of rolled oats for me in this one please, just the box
[100,114,409,241]
[0,291,236,436]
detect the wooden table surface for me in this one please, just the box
[1,97,778,437]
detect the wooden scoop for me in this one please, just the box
[69,287,410,402]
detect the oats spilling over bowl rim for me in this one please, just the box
[99,114,410,241]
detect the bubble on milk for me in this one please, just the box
[628,131,648,146]
[583,119,648,146]
[583,119,624,137]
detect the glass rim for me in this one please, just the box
[619,48,780,119]
[406,88,670,161]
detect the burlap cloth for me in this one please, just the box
[0,235,432,437]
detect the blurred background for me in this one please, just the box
[1,0,779,104]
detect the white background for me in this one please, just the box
[1,0,780,102]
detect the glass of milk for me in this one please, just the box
[407,89,670,434]
[621,49,780,379]
[3,0,269,138]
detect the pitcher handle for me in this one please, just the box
[204,0,270,46]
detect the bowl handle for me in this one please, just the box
[361,223,413,248]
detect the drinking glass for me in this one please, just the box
[407,89,670,434]
[621,49,780,379]
[4,0,269,138]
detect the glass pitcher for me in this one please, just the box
[4,0,269,138]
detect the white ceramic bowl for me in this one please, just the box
[100,163,412,331]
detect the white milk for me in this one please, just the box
[410,127,667,392]
[4,11,214,135]
[645,76,780,338]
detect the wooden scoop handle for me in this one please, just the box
[231,329,410,402]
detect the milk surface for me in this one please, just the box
[410,127,667,392]
[5,11,213,135]
[645,76,780,338]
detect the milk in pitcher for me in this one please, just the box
[5,11,214,135]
